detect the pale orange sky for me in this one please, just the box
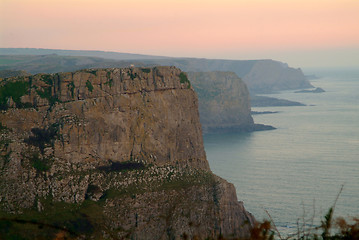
[1,0,359,68]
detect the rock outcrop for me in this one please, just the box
[188,71,275,133]
[188,71,254,133]
[0,67,255,239]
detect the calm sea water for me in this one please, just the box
[203,69,359,234]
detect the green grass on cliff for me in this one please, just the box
[0,199,105,240]
[28,152,52,172]
[40,74,53,85]
[67,81,75,98]
[86,80,94,92]
[179,72,191,89]
[36,87,60,106]
[0,80,30,109]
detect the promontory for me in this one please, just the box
[0,66,255,239]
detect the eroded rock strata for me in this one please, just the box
[0,67,254,239]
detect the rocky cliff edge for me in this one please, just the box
[0,66,254,239]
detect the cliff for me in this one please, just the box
[188,71,275,132]
[242,60,313,93]
[0,67,255,239]
[188,71,254,133]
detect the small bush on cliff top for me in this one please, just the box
[179,72,191,89]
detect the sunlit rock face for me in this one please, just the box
[0,67,254,239]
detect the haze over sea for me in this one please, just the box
[204,69,359,235]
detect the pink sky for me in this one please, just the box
[1,0,359,68]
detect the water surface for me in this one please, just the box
[204,69,359,234]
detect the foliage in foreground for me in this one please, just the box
[1,204,358,240]
[248,186,359,240]
[248,213,359,240]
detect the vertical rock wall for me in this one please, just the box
[0,67,255,239]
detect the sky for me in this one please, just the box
[1,0,359,69]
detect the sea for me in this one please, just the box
[203,68,359,236]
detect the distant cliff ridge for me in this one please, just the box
[153,59,312,93]
[1,48,312,93]
[242,60,313,93]
[0,67,254,239]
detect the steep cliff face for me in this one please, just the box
[188,71,254,133]
[0,67,254,239]
[0,66,207,169]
